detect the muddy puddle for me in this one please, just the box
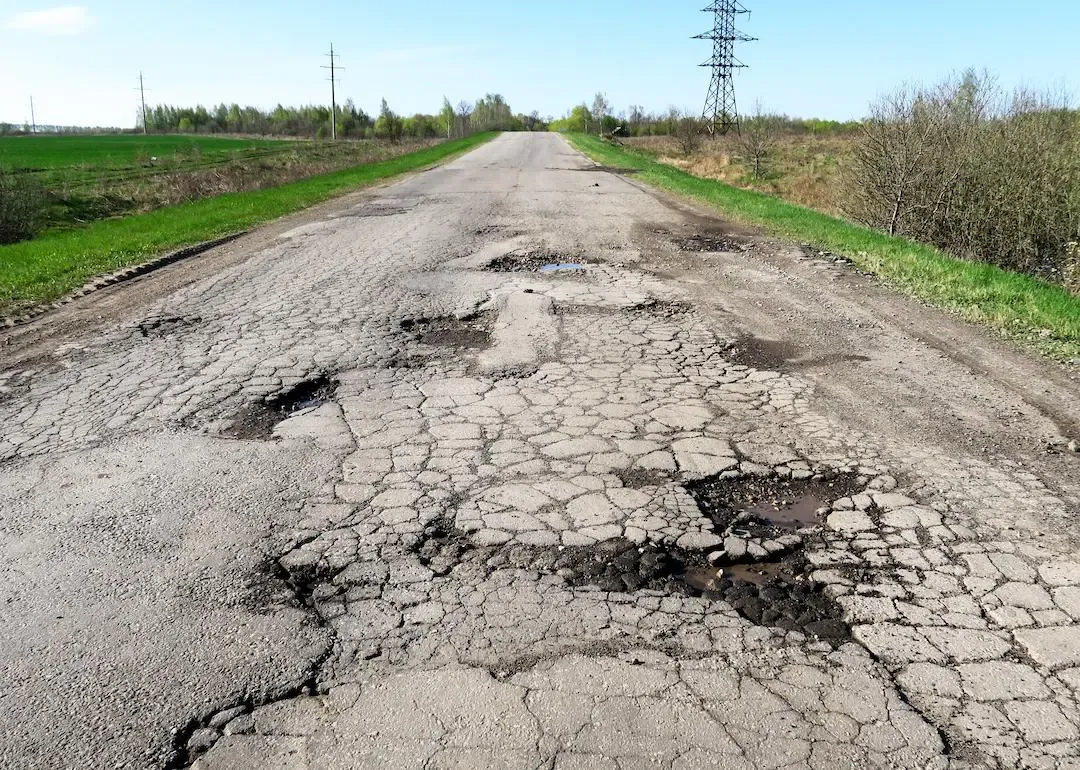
[401,313,492,350]
[219,375,336,440]
[686,473,863,533]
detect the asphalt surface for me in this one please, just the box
[1,133,1079,769]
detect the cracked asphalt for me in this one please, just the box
[2,133,1080,769]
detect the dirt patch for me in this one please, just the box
[722,336,872,372]
[401,313,492,350]
[219,375,336,440]
[722,337,801,370]
[579,166,640,175]
[486,250,586,273]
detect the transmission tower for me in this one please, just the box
[693,1,756,136]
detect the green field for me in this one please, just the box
[568,134,1080,361]
[0,134,292,172]
[0,133,496,315]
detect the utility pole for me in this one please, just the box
[139,71,148,134]
[29,96,36,134]
[321,44,343,140]
[694,1,757,136]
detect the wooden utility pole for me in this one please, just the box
[29,96,36,134]
[322,44,343,140]
[139,71,148,134]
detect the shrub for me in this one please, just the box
[0,170,47,245]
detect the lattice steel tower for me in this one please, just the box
[694,1,756,135]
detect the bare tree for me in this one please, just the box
[455,101,472,138]
[738,104,779,179]
[671,109,703,156]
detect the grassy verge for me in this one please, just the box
[0,133,496,314]
[568,133,1080,361]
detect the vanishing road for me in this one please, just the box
[2,133,1080,770]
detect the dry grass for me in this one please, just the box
[625,134,855,215]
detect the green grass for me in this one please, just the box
[0,134,290,171]
[568,133,1080,361]
[0,133,496,314]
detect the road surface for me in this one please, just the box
[2,133,1079,769]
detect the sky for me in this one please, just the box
[2,0,1080,128]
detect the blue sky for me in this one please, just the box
[2,0,1079,128]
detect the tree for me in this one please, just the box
[439,97,455,139]
[374,98,404,143]
[738,104,780,179]
[177,116,194,133]
[591,93,610,135]
[671,109,702,155]
[456,101,472,137]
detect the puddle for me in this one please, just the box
[541,264,586,272]
[219,375,336,440]
[137,315,201,338]
[686,473,863,533]
[486,251,585,273]
[401,313,492,350]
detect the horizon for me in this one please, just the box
[3,0,1080,129]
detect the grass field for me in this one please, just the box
[2,133,432,232]
[0,134,290,172]
[569,134,1080,361]
[0,133,496,315]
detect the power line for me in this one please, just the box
[693,1,757,136]
[321,44,344,141]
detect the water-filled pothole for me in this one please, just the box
[220,375,336,440]
[686,472,863,533]
[401,313,492,350]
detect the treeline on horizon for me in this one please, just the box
[548,100,861,137]
[0,94,548,140]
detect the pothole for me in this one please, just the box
[686,472,863,533]
[486,250,586,273]
[722,336,800,370]
[138,315,202,338]
[407,472,862,644]
[671,233,753,253]
[401,313,492,350]
[615,468,672,489]
[219,375,336,440]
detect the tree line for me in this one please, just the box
[549,92,860,138]
[135,93,544,140]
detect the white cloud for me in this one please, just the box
[6,6,94,36]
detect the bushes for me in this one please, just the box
[0,170,47,245]
[845,71,1080,285]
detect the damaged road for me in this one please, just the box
[1,133,1080,769]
